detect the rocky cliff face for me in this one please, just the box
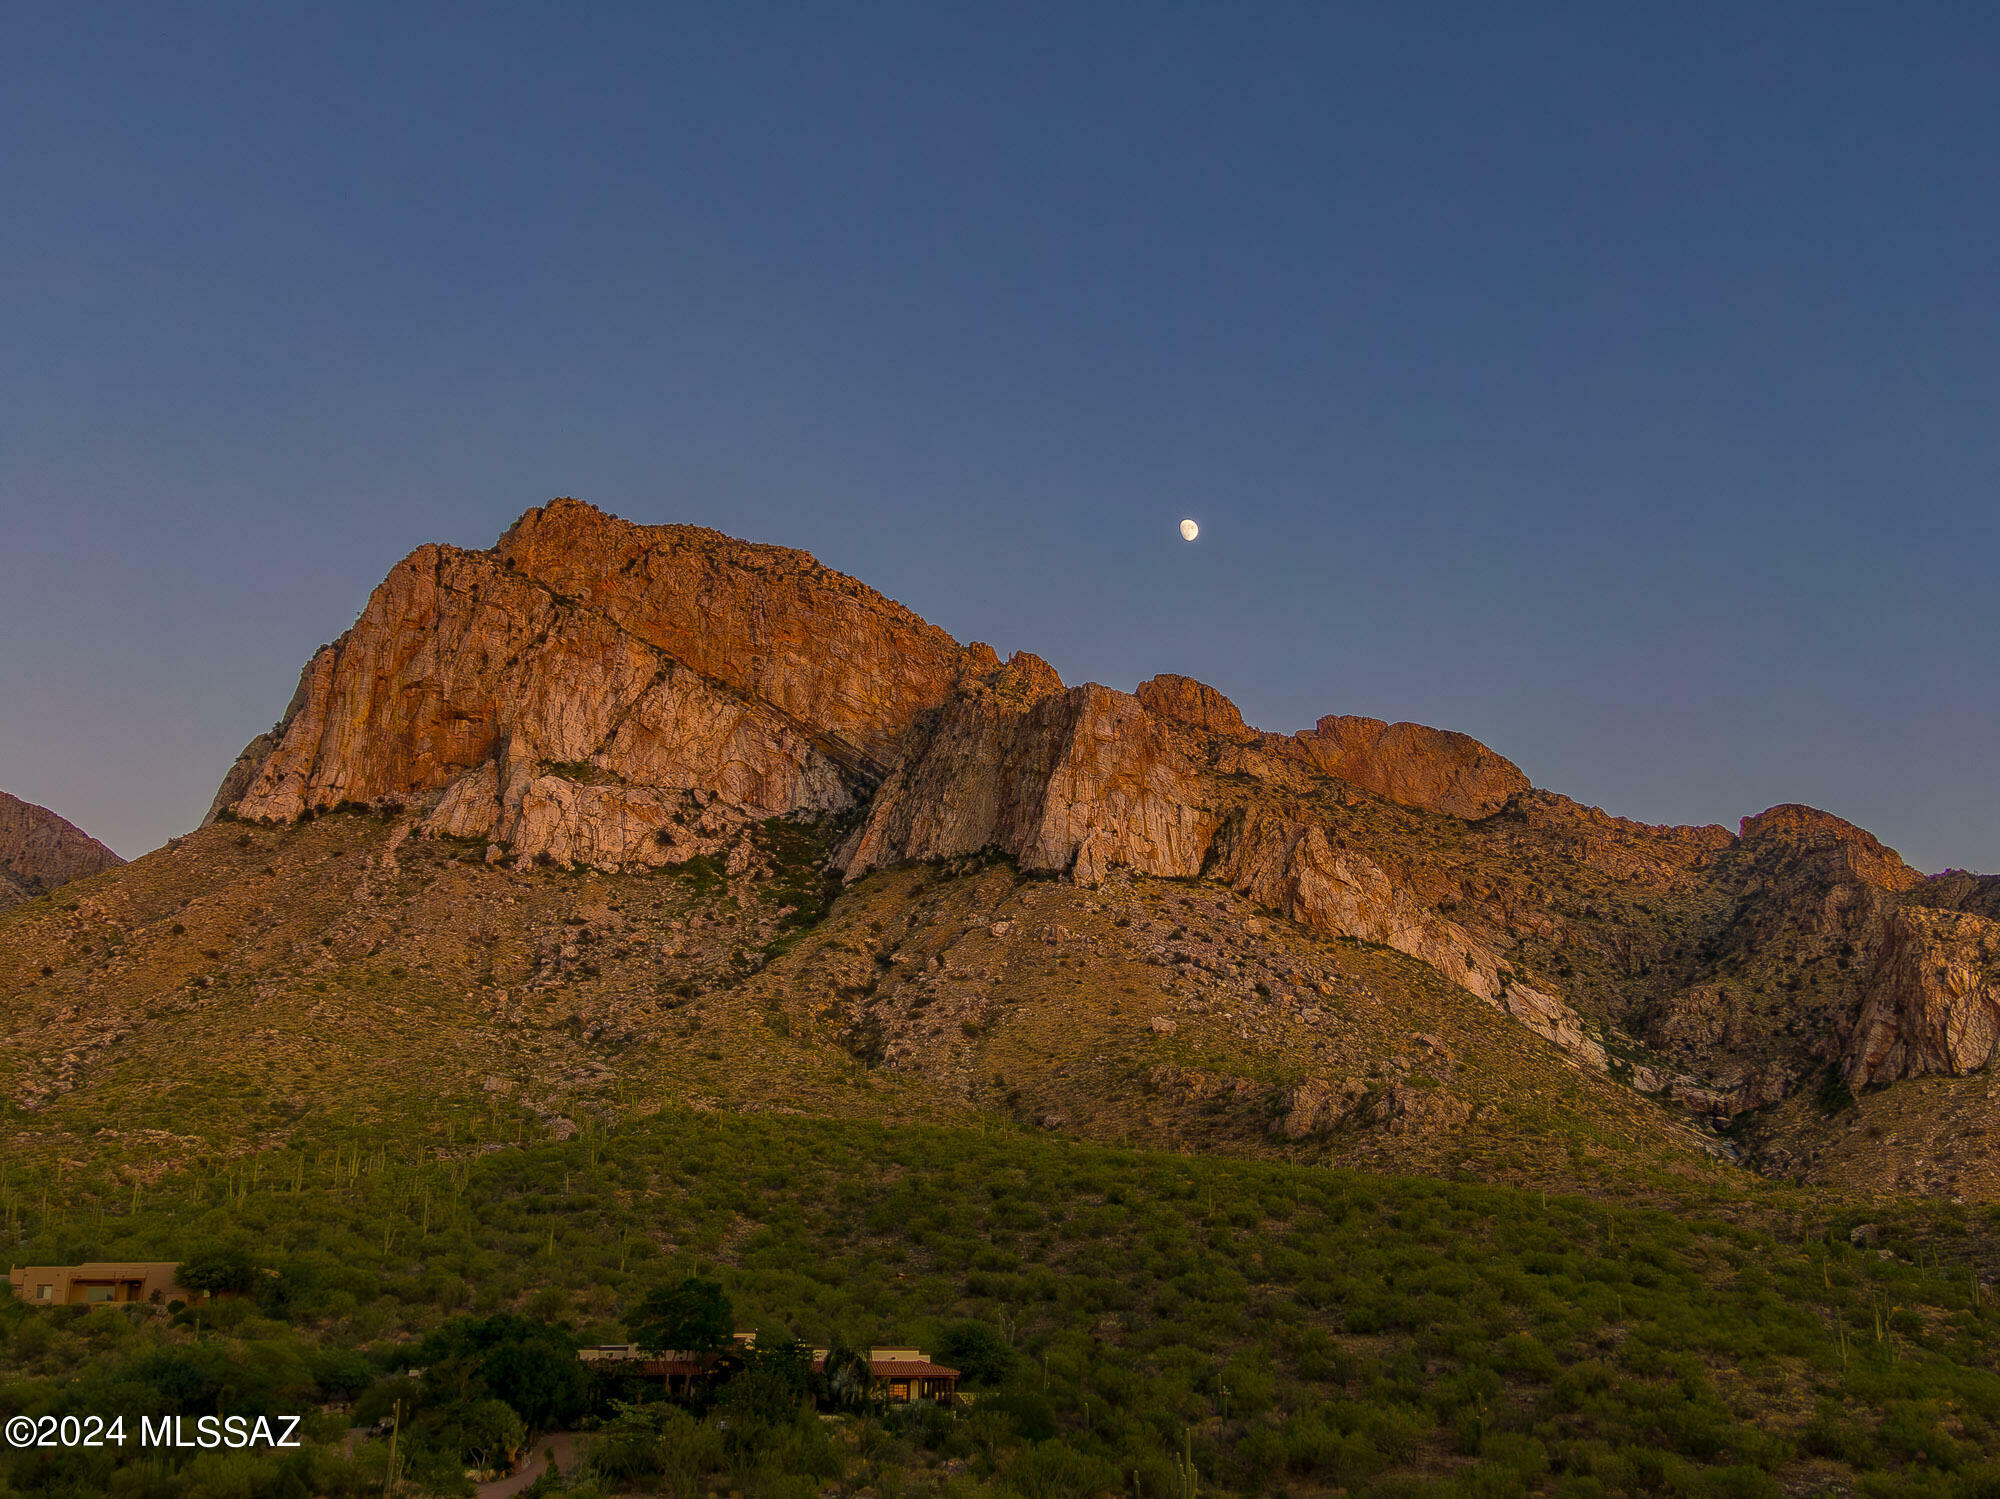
[1845,907,2000,1084]
[840,661,1614,1070]
[1909,871,2000,923]
[1133,673,1531,819]
[1207,808,1606,1066]
[0,792,123,909]
[211,500,994,869]
[1281,716,1530,819]
[840,656,1218,888]
[209,500,1998,1132]
[1578,803,2000,1104]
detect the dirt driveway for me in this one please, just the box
[475,1432,580,1498]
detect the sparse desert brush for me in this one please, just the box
[4,1108,1999,1495]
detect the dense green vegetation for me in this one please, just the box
[2,1109,1999,1497]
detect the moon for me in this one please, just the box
[1179,518,1199,541]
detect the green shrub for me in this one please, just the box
[935,1319,1016,1387]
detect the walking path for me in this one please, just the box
[475,1432,580,1498]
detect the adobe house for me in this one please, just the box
[8,1262,188,1307]
[812,1347,962,1404]
[580,1330,758,1396]
[579,1346,740,1396]
[580,1335,961,1404]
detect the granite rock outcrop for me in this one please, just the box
[839,658,1217,888]
[1283,715,1530,819]
[844,668,1609,1072]
[1209,808,1606,1068]
[211,500,993,869]
[1845,907,2000,1085]
[1133,673,1531,818]
[205,500,2000,1137]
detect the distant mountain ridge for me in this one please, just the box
[0,791,122,909]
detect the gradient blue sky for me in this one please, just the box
[3,4,1996,871]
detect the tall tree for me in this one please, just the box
[630,1278,734,1354]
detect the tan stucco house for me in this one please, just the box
[8,1262,189,1306]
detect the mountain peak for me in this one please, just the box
[1136,674,1256,741]
[1740,802,1921,892]
[183,501,2000,1184]
[211,503,992,852]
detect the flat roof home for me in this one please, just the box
[580,1331,760,1395]
[8,1262,188,1307]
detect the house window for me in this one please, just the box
[36,1285,53,1300]
[84,1286,114,1303]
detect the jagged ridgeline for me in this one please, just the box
[6,497,2000,1197]
[9,499,2000,1498]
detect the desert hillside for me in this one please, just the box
[6,499,1998,1198]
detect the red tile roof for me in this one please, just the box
[872,1360,960,1379]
